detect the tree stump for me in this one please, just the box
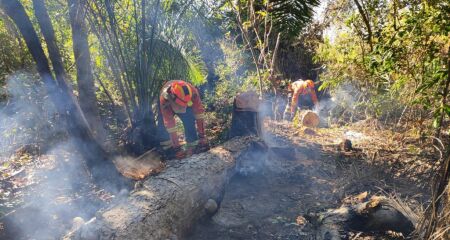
[229,91,261,138]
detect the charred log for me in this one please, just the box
[315,196,417,239]
[65,136,263,240]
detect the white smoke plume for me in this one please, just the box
[0,73,113,240]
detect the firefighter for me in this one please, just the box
[284,79,319,121]
[157,80,209,159]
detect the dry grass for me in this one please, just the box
[378,190,421,227]
[267,119,437,189]
[265,119,441,238]
[427,185,450,240]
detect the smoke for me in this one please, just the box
[253,81,360,130]
[0,73,114,240]
[0,72,61,157]
[0,139,110,240]
[236,141,269,177]
[315,82,360,124]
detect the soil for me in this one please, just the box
[0,140,112,240]
[187,120,430,239]
[0,119,435,239]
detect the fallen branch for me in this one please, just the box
[315,195,417,239]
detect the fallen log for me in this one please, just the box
[299,110,319,128]
[65,136,264,240]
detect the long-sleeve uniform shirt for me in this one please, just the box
[159,81,206,148]
[290,80,319,113]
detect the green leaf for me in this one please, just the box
[444,104,450,116]
[432,117,439,128]
[255,10,267,18]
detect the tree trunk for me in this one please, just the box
[31,0,70,92]
[65,137,263,240]
[435,46,450,139]
[353,0,373,51]
[232,0,263,97]
[0,0,130,192]
[68,0,106,141]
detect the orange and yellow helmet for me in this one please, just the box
[305,80,315,89]
[170,80,193,107]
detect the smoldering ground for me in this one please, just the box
[187,127,336,239]
[0,73,123,240]
[315,82,360,124]
[0,72,62,157]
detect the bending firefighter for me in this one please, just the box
[284,79,319,121]
[158,80,209,159]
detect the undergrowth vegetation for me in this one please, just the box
[315,0,449,135]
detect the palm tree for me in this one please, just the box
[86,0,206,154]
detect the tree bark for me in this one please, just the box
[231,0,263,97]
[32,0,70,92]
[0,0,130,192]
[435,46,450,139]
[68,0,106,140]
[65,137,263,240]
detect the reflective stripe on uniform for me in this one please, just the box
[160,140,172,150]
[194,113,205,119]
[185,140,199,149]
[162,145,172,150]
[160,140,172,146]
[167,127,177,133]
[161,90,170,100]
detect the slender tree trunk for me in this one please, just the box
[85,2,133,125]
[104,0,138,112]
[0,0,130,192]
[420,48,450,238]
[435,46,450,139]
[270,33,281,78]
[68,0,106,141]
[232,0,263,97]
[32,0,70,92]
[353,0,373,51]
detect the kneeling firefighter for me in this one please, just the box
[284,79,319,121]
[158,80,209,159]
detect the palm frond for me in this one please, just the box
[147,39,206,97]
[186,54,207,85]
[270,0,320,37]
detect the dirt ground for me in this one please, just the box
[0,140,113,240]
[187,120,432,239]
[0,119,436,239]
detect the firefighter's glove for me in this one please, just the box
[199,137,208,146]
[174,146,187,160]
[284,112,293,121]
[163,146,185,160]
[195,138,210,154]
[161,148,173,160]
